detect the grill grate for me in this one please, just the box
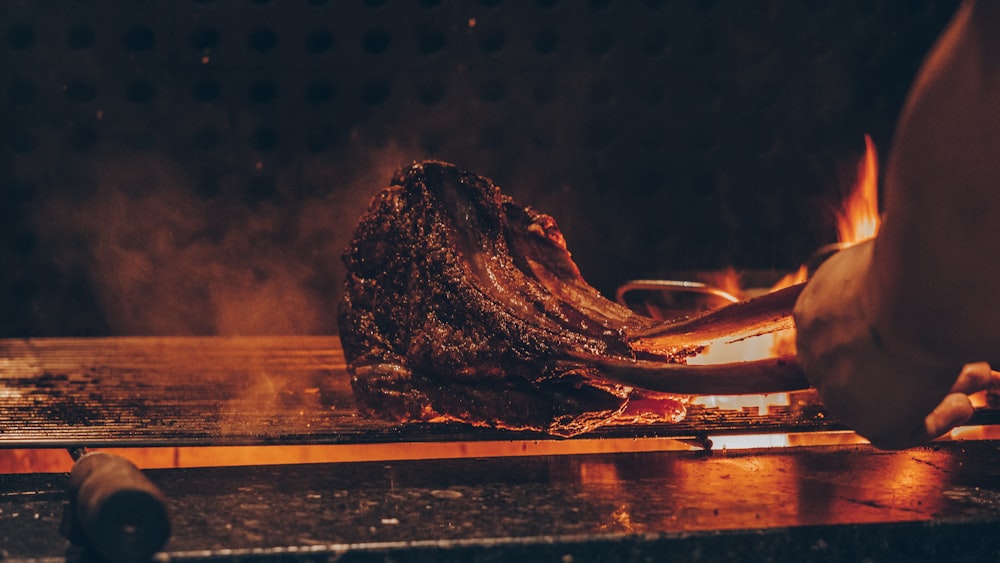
[2,336,999,449]
[0,336,844,448]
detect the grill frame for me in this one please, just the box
[4,441,1000,561]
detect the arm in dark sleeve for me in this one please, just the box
[794,0,1000,449]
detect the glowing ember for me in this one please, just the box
[709,433,791,450]
[0,439,701,474]
[686,332,791,365]
[691,393,790,416]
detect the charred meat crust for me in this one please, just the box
[339,161,805,436]
[339,161,683,436]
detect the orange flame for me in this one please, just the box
[689,136,882,422]
[700,267,743,302]
[836,134,880,246]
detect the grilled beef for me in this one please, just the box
[339,161,806,436]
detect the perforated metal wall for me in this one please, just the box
[1,1,959,336]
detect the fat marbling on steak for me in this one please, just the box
[338,161,807,436]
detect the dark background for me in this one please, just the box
[0,0,960,337]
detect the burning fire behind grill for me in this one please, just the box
[609,137,883,444]
[680,135,879,361]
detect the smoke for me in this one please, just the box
[33,146,409,336]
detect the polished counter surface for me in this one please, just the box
[3,441,1000,561]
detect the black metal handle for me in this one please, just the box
[65,451,171,563]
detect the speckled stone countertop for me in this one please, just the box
[3,441,1000,561]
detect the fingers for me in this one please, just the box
[893,364,996,449]
[950,362,1000,394]
[915,392,975,445]
[879,393,973,450]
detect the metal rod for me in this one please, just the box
[615,279,742,308]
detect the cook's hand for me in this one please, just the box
[919,362,1000,442]
[793,239,984,449]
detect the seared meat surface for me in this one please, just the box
[339,161,805,436]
